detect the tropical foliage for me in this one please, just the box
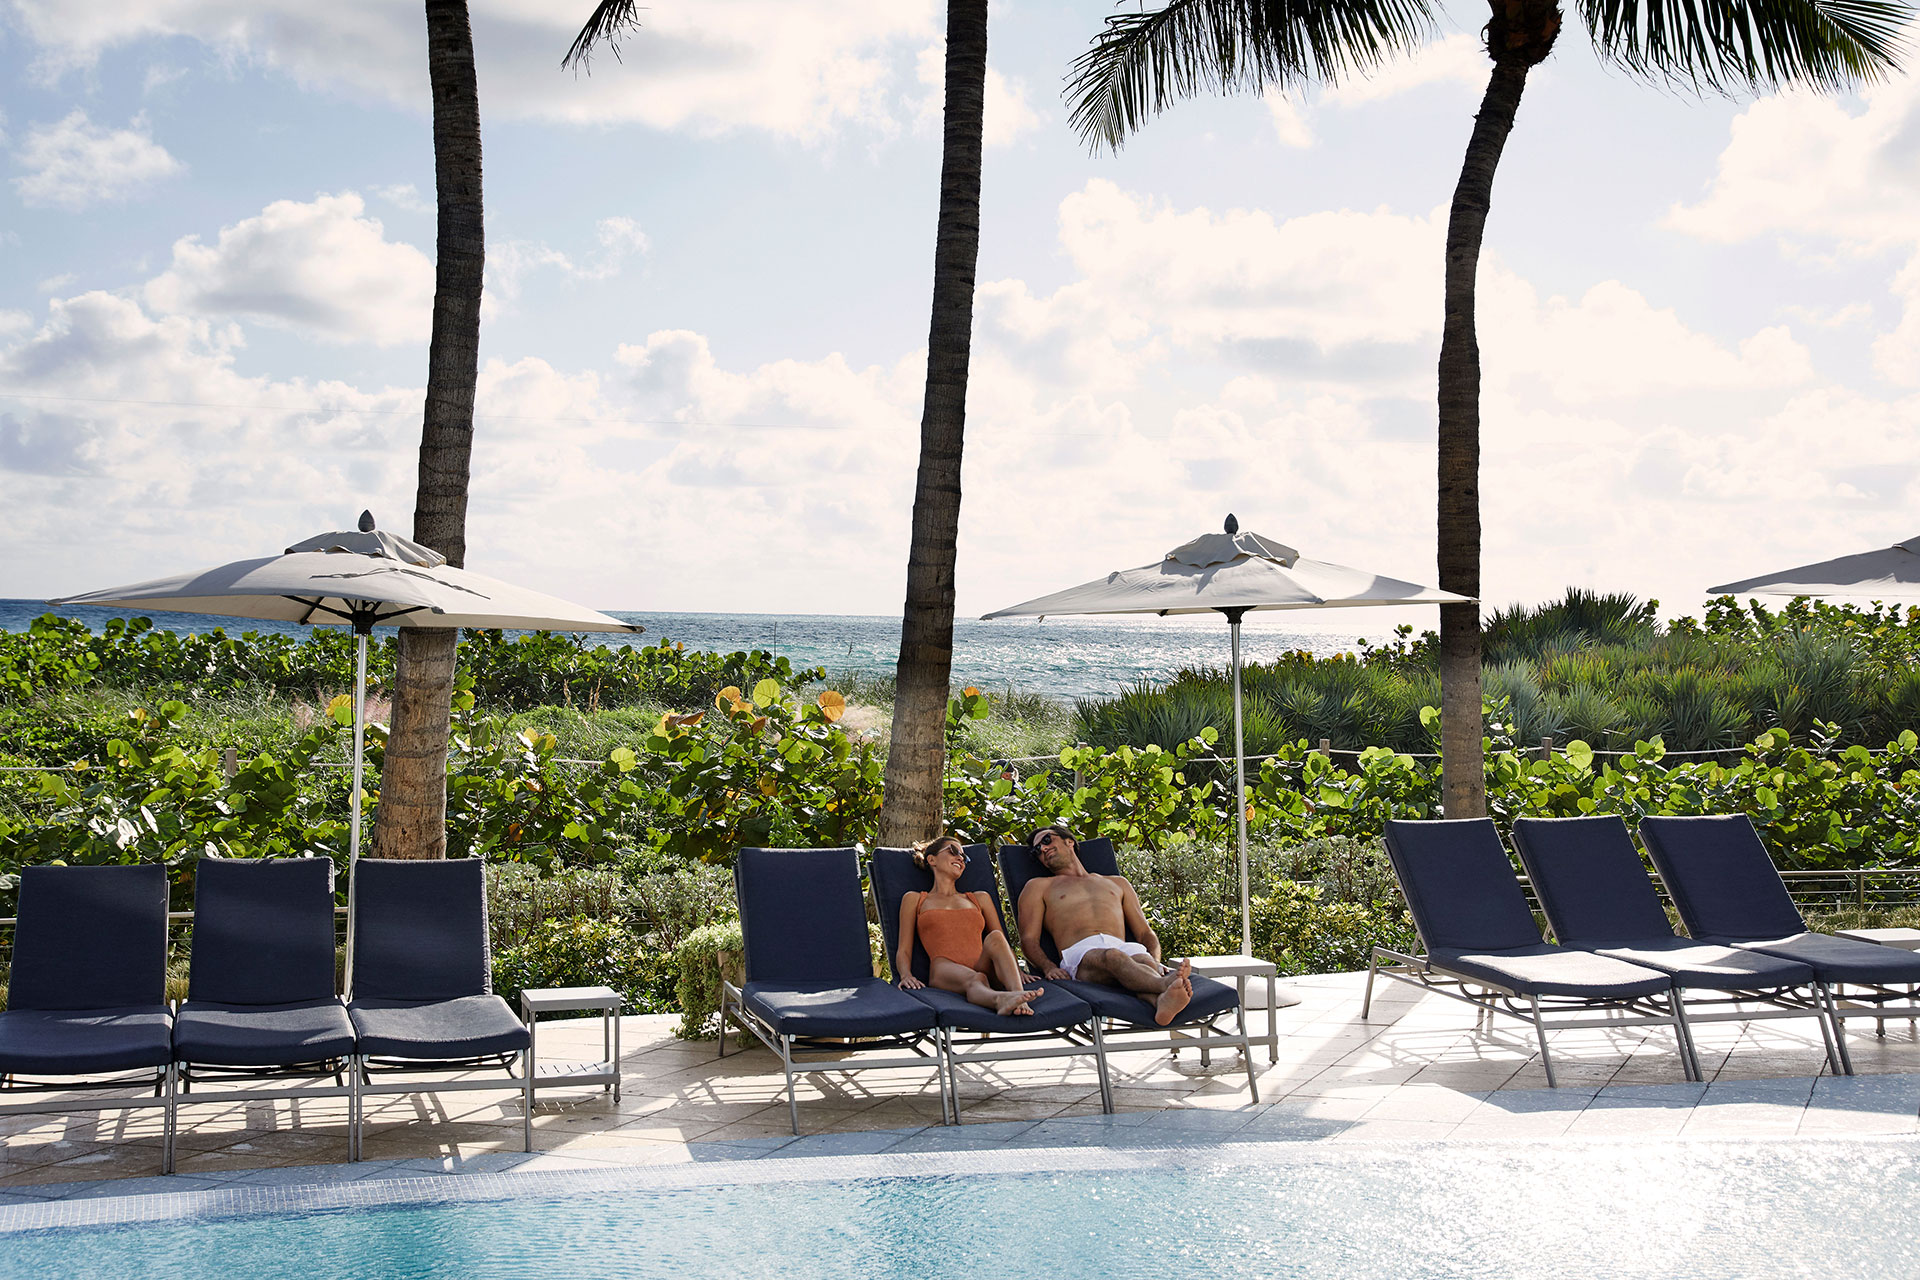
[1078,590,1920,755]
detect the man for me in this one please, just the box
[1015,824,1192,1025]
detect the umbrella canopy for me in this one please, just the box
[50,514,640,864]
[983,516,1468,970]
[1709,536,1920,600]
[54,521,639,635]
[981,523,1465,619]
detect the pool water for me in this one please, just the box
[7,1141,1916,1279]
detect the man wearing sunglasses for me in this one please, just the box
[1016,825,1193,1026]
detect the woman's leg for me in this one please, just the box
[978,931,1038,995]
[931,957,1038,1015]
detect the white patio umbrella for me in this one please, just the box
[1710,536,1920,599]
[983,515,1470,962]
[51,513,642,865]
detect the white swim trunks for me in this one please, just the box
[1058,933,1151,980]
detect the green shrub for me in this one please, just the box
[1252,882,1415,975]
[492,916,658,1012]
[673,919,743,1040]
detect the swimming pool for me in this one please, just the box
[4,1138,1915,1279]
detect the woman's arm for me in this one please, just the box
[895,891,925,989]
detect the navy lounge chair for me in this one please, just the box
[0,865,176,1172]
[1640,814,1920,1073]
[173,856,359,1150]
[997,838,1258,1101]
[347,858,532,1159]
[870,845,1111,1121]
[722,847,943,1133]
[1510,816,1841,1077]
[1368,819,1690,1086]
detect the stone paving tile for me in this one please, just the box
[57,1174,227,1200]
[780,1129,918,1158]
[1361,1086,1489,1124]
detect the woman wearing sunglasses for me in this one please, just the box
[896,836,1042,1016]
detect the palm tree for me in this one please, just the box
[1067,0,1910,818]
[373,0,486,859]
[879,1,991,846]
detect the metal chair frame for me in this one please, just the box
[717,980,947,1134]
[1363,944,1698,1086]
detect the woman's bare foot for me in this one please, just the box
[1154,958,1193,1025]
[993,988,1041,1016]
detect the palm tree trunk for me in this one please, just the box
[878,0,989,846]
[374,0,484,860]
[1436,55,1531,820]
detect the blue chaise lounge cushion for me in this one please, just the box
[350,996,530,1059]
[0,1008,173,1076]
[174,1001,357,1067]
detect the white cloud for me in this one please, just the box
[370,183,431,213]
[143,64,188,94]
[1669,81,1920,385]
[486,216,650,313]
[1666,83,1920,252]
[12,111,182,210]
[1262,91,1313,148]
[1326,34,1488,107]
[142,193,434,346]
[13,0,939,142]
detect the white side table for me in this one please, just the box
[520,985,623,1101]
[1188,955,1294,1063]
[1836,928,1920,950]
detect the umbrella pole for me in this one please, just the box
[351,631,367,864]
[1228,610,1252,957]
[345,628,368,999]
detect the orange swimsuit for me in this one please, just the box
[917,900,986,970]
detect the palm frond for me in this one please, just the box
[1579,0,1913,91]
[1066,0,1439,151]
[563,0,645,73]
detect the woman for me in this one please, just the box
[896,836,1042,1016]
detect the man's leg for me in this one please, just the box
[1076,950,1193,1025]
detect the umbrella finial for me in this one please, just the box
[358,510,376,532]
[1224,513,1239,536]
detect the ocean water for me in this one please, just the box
[0,601,1372,701]
[5,1141,1916,1279]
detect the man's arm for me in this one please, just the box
[1018,880,1069,982]
[1115,876,1163,965]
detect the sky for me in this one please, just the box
[1,1,1917,635]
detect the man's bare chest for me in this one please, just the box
[1045,878,1122,913]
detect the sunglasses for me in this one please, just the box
[1032,832,1060,849]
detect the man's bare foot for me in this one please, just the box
[1154,958,1193,1026]
[993,988,1041,1016]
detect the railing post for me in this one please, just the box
[1860,870,1868,911]
[1539,736,1553,762]
[222,747,239,779]
[1073,742,1086,793]
[1318,739,1331,758]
